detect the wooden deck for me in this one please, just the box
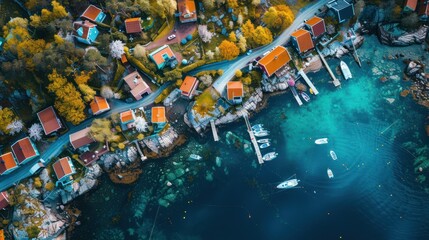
[290,86,303,106]
[242,111,264,165]
[210,119,220,142]
[298,70,319,95]
[316,47,341,87]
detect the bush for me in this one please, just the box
[26,225,40,239]
[45,182,55,191]
[33,177,42,188]
[180,60,207,73]
[181,39,188,45]
[118,143,125,149]
[186,34,193,41]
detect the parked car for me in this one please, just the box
[167,34,176,40]
[29,159,46,175]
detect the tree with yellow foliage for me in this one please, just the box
[237,35,247,53]
[30,1,68,27]
[235,70,242,78]
[227,0,238,8]
[78,84,96,103]
[241,20,255,42]
[252,26,273,46]
[263,5,294,30]
[90,118,120,143]
[74,71,94,85]
[218,40,240,60]
[229,31,237,42]
[0,107,17,135]
[2,18,31,55]
[17,39,46,71]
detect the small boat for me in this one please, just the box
[276,176,300,189]
[300,92,310,102]
[260,142,271,149]
[254,131,269,137]
[327,168,334,178]
[257,138,270,144]
[252,124,264,131]
[330,150,337,160]
[315,138,328,144]
[188,154,202,161]
[340,61,352,80]
[263,152,278,161]
[309,88,314,95]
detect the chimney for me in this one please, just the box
[274,55,278,60]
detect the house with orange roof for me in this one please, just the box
[257,46,291,78]
[0,152,18,175]
[177,0,197,23]
[11,137,39,165]
[69,127,95,150]
[180,76,199,99]
[404,0,418,11]
[81,5,106,23]
[123,71,152,100]
[227,81,244,104]
[90,96,110,115]
[120,109,136,130]
[291,29,314,54]
[418,0,429,19]
[37,106,62,135]
[149,45,177,70]
[53,157,76,186]
[73,20,99,45]
[305,16,326,38]
[0,191,9,209]
[125,18,142,34]
[327,0,355,23]
[151,106,167,133]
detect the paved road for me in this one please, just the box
[211,0,330,94]
[0,83,170,192]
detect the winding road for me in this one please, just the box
[0,0,329,192]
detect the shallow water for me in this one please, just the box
[71,36,429,240]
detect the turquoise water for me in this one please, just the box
[71,36,429,239]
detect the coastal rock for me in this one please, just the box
[378,24,429,46]
[400,89,410,97]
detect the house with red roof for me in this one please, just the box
[120,109,136,130]
[0,191,9,209]
[418,0,429,19]
[149,45,177,70]
[291,29,314,54]
[53,157,76,186]
[305,16,326,38]
[81,5,106,23]
[123,71,152,100]
[11,137,39,165]
[404,0,418,11]
[257,46,291,78]
[69,127,95,150]
[37,106,62,135]
[227,81,244,105]
[90,96,110,115]
[73,20,99,45]
[151,106,167,133]
[177,0,197,23]
[125,18,142,34]
[180,76,199,99]
[0,152,18,175]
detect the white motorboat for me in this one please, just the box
[254,131,269,137]
[327,168,334,178]
[315,138,328,144]
[260,142,271,149]
[252,124,264,131]
[257,138,270,144]
[188,154,202,161]
[330,150,337,160]
[300,92,310,102]
[263,152,278,161]
[340,61,352,80]
[276,177,300,189]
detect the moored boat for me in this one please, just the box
[252,124,264,131]
[315,138,328,144]
[300,92,310,102]
[276,178,300,189]
[262,152,278,161]
[254,131,269,137]
[340,61,352,80]
[188,154,202,161]
[330,150,337,160]
[257,138,270,144]
[260,142,271,149]
[327,168,334,178]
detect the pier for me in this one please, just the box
[290,86,303,106]
[135,141,147,161]
[210,119,220,142]
[350,29,362,67]
[298,70,319,95]
[242,111,264,165]
[316,47,341,87]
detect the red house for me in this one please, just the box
[37,106,62,135]
[404,0,418,11]
[11,137,39,164]
[125,18,142,34]
[0,152,18,175]
[305,16,326,38]
[257,46,291,78]
[418,0,429,18]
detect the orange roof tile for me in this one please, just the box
[121,54,128,64]
[90,96,110,115]
[151,107,166,123]
[37,106,62,135]
[0,152,17,174]
[81,5,102,21]
[178,0,197,22]
[150,45,175,66]
[180,76,198,96]
[291,29,314,53]
[11,137,37,164]
[258,46,291,77]
[120,110,135,123]
[306,16,323,26]
[53,157,74,180]
[125,18,142,34]
[227,81,244,100]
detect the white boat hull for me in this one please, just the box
[327,168,334,178]
[340,61,352,80]
[315,138,328,144]
[263,152,278,161]
[257,138,270,144]
[330,150,337,160]
[254,131,269,137]
[276,179,300,189]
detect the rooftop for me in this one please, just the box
[53,157,75,181]
[120,110,135,123]
[151,106,166,123]
[180,76,198,95]
[227,81,244,100]
[69,127,95,150]
[37,106,62,135]
[11,137,38,164]
[0,191,9,209]
[81,5,103,22]
[90,96,110,115]
[258,46,291,77]
[125,18,142,34]
[329,0,353,11]
[291,29,314,53]
[149,45,175,66]
[0,152,17,174]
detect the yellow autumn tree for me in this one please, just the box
[2,18,31,55]
[74,71,94,85]
[241,20,255,42]
[17,39,46,71]
[252,26,273,46]
[227,0,238,8]
[90,118,120,143]
[218,40,240,60]
[0,107,17,134]
[78,84,96,103]
[30,1,68,27]
[229,31,237,42]
[263,5,294,30]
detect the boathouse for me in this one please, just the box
[291,29,314,54]
[305,16,326,38]
[0,152,18,175]
[327,0,355,23]
[227,81,244,105]
[258,46,291,78]
[180,76,199,99]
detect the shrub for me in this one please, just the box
[181,39,188,45]
[186,34,193,41]
[180,60,207,73]
[26,225,40,239]
[45,182,55,191]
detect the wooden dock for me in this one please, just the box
[290,86,303,106]
[316,47,341,87]
[210,119,220,142]
[350,29,362,68]
[135,141,147,161]
[298,70,319,95]
[242,111,264,165]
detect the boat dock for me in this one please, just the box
[242,111,264,165]
[298,70,319,95]
[210,119,220,142]
[316,47,341,87]
[290,86,303,106]
[135,141,147,161]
